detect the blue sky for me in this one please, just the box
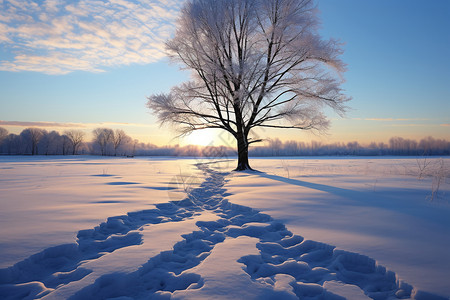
[0,0,449,146]
[317,0,450,143]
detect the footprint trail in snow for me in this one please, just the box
[0,164,445,299]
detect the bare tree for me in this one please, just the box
[147,0,350,170]
[61,135,71,155]
[112,129,131,156]
[64,130,85,155]
[21,128,46,155]
[39,131,51,155]
[92,128,114,156]
[39,131,62,155]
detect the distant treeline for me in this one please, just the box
[0,127,136,156]
[0,127,449,157]
[249,137,450,156]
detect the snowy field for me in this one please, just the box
[0,156,449,299]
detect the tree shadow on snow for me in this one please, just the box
[258,172,361,199]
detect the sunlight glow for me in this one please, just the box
[184,129,217,146]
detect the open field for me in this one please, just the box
[0,156,449,299]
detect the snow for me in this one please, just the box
[0,156,203,268]
[43,212,218,299]
[172,236,279,300]
[1,156,449,299]
[222,158,450,298]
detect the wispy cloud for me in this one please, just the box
[0,120,158,129]
[363,118,429,122]
[0,120,87,128]
[389,124,430,127]
[0,0,182,74]
[441,124,450,127]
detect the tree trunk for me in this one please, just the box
[235,132,252,171]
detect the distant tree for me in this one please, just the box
[64,130,85,155]
[3,134,20,155]
[111,129,131,156]
[92,128,114,156]
[132,139,139,157]
[21,128,46,155]
[0,127,7,142]
[418,136,449,155]
[19,131,31,154]
[61,135,70,155]
[148,0,349,170]
[284,140,300,155]
[39,131,63,155]
[269,138,283,156]
[347,141,360,155]
[0,127,8,153]
[39,131,52,155]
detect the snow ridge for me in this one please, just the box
[0,164,446,299]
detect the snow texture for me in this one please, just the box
[224,158,450,298]
[0,156,449,299]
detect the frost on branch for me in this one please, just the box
[147,0,350,170]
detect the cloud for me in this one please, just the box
[95,122,158,128]
[389,124,429,127]
[441,124,450,127]
[0,120,158,129]
[364,118,428,122]
[0,0,183,74]
[0,120,87,128]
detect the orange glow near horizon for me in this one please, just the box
[1,120,450,148]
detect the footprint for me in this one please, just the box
[1,163,446,300]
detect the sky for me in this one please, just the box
[0,0,449,147]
